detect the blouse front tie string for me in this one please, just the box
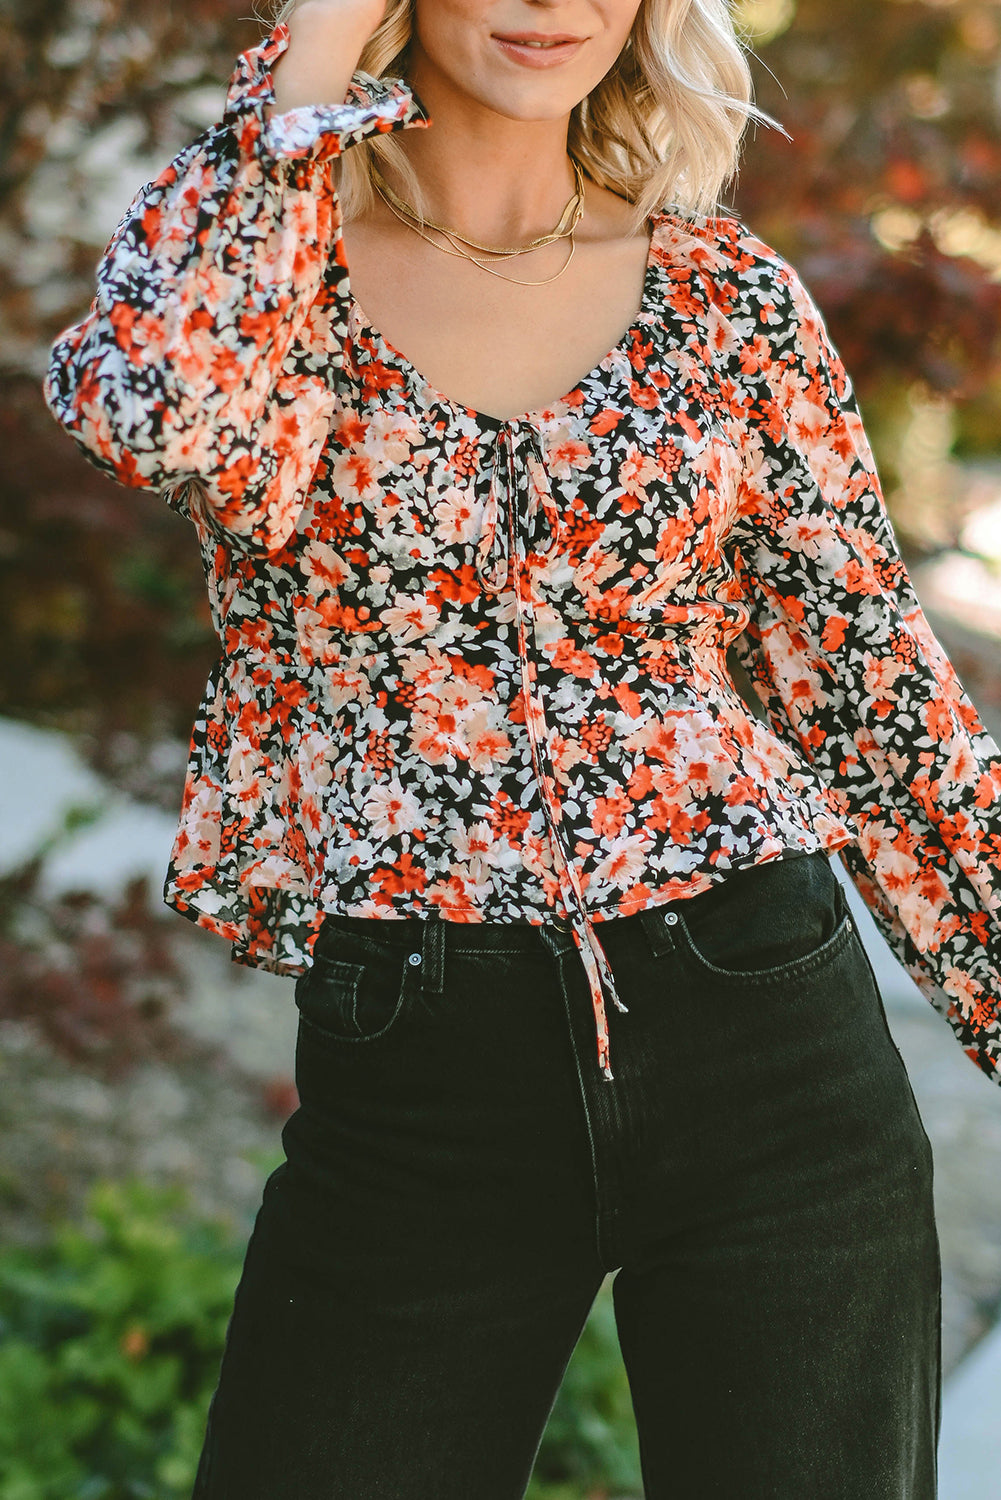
[475,419,627,1082]
[475,427,512,595]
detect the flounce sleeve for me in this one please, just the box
[726,228,1001,1084]
[41,21,427,553]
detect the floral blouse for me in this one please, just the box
[43,21,1001,1084]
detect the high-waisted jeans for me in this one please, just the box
[191,851,941,1499]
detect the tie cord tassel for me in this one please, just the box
[475,423,561,594]
[570,914,628,1077]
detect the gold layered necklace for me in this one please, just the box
[370,158,586,286]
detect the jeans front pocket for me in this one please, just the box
[294,947,412,1044]
[670,851,853,987]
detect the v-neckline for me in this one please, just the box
[346,211,671,430]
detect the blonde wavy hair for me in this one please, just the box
[263,0,774,225]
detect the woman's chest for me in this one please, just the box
[339,224,654,424]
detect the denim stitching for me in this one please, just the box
[549,945,618,1272]
[636,905,677,959]
[296,958,410,1044]
[451,946,549,956]
[851,924,942,1454]
[672,905,855,987]
[420,911,445,994]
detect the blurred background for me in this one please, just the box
[1,0,1000,1495]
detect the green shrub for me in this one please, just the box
[527,1278,642,1500]
[0,1172,641,1499]
[0,1176,244,1500]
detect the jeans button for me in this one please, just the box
[664,911,679,927]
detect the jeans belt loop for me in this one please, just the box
[420,910,445,994]
[637,904,677,958]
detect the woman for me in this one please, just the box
[43,0,1001,1493]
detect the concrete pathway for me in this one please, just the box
[938,1317,1001,1499]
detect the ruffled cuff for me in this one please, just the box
[222,20,429,169]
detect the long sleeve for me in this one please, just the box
[41,22,427,553]
[726,230,1001,1084]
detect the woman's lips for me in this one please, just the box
[491,33,586,68]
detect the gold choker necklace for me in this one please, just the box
[371,159,585,287]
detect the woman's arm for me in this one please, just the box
[269,0,386,115]
[41,9,426,554]
[726,231,1001,1083]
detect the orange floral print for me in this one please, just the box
[42,21,1001,1084]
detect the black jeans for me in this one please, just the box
[192,852,941,1498]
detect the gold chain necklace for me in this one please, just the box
[371,159,585,287]
[371,159,585,255]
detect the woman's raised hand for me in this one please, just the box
[270,0,390,115]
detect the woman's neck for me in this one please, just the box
[393,67,578,247]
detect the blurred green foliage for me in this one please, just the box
[0,1175,642,1500]
[0,1178,239,1499]
[528,1285,643,1500]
